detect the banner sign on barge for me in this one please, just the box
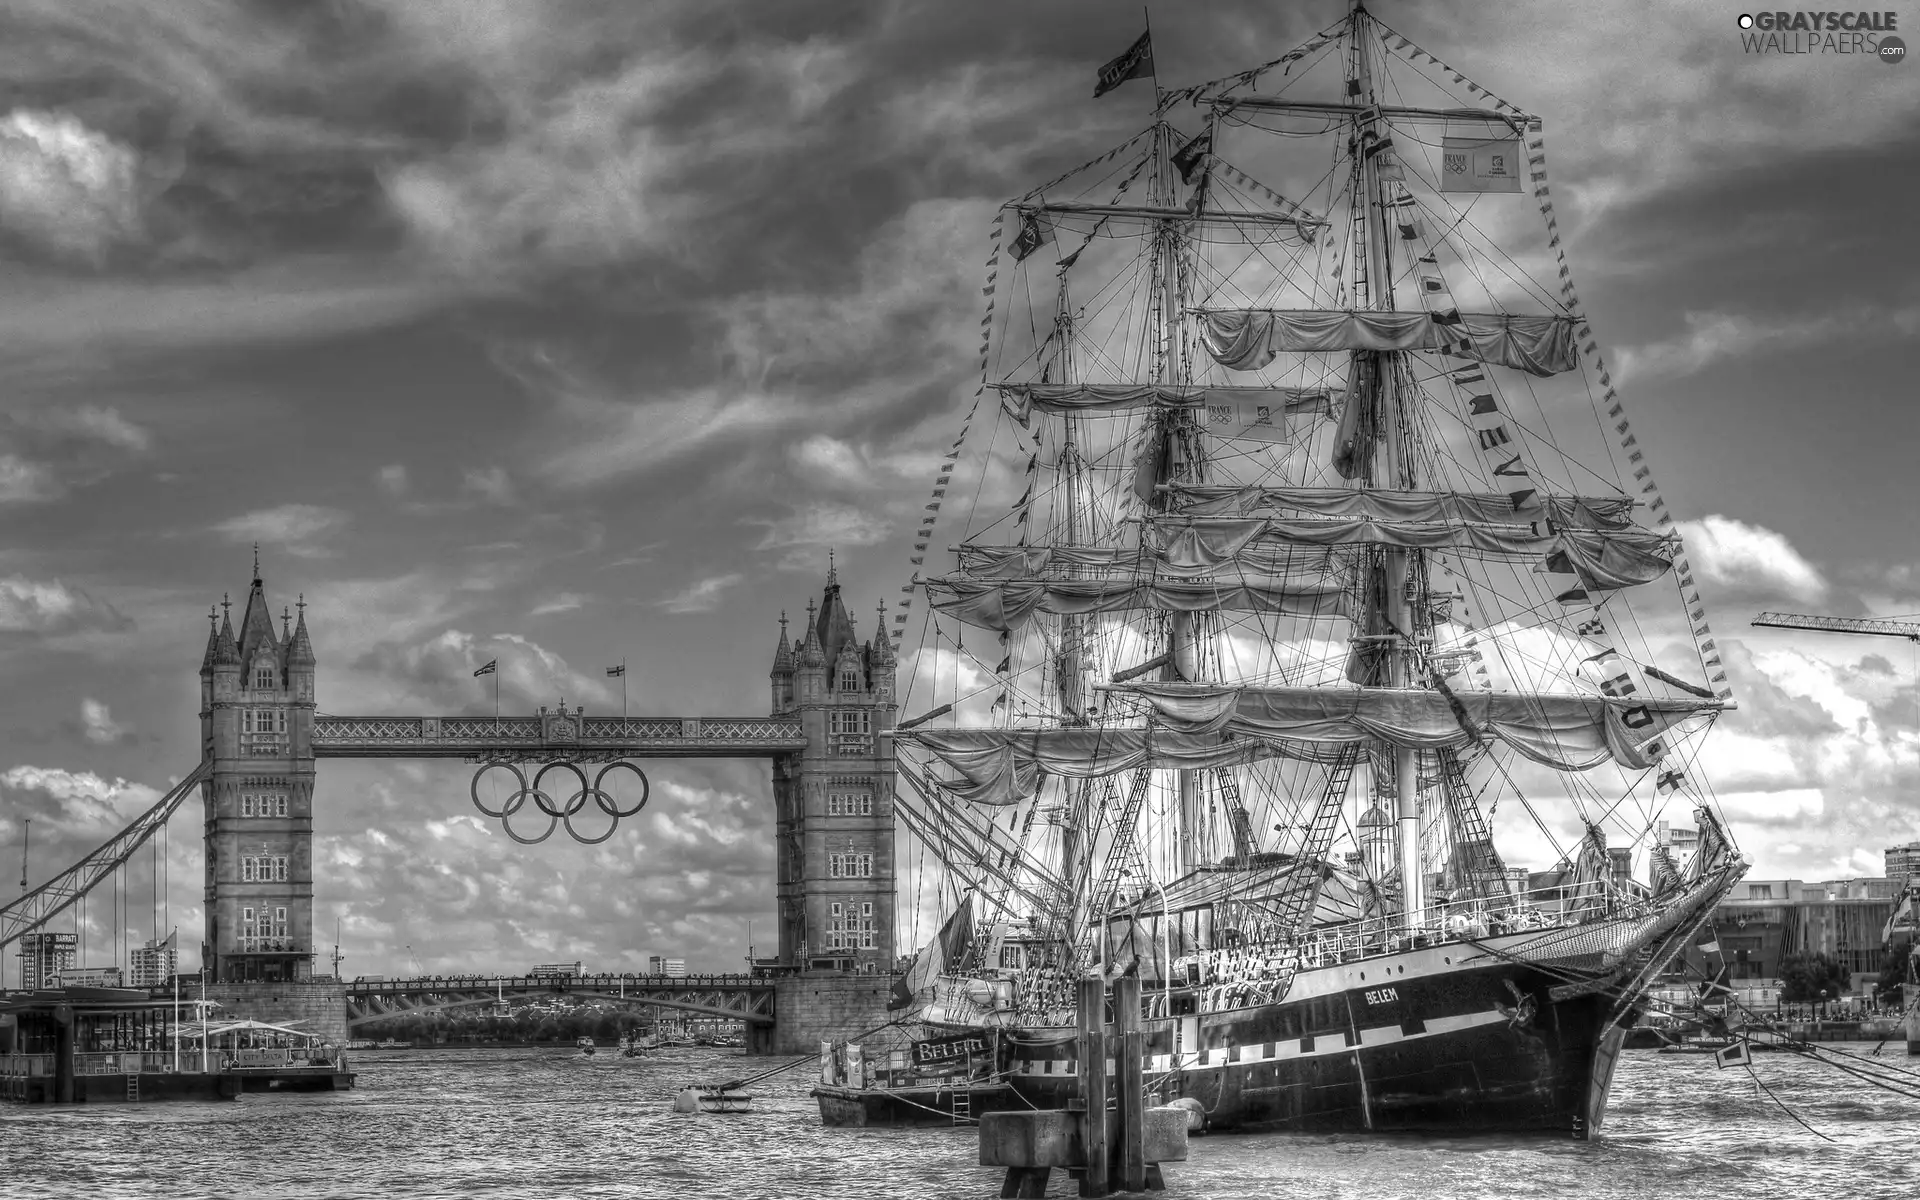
[912,1032,991,1066]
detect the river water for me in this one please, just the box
[2,1044,1914,1199]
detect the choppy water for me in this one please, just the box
[2,1044,1915,1199]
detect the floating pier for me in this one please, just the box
[1,987,353,1104]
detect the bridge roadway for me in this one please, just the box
[344,972,775,1031]
[311,715,808,761]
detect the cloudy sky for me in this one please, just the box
[0,0,1916,980]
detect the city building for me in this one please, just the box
[1654,820,1700,865]
[1886,842,1920,882]
[129,932,179,989]
[16,933,75,991]
[1672,876,1900,995]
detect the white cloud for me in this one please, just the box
[659,573,744,614]
[0,109,142,266]
[529,593,584,617]
[0,575,132,635]
[0,453,57,502]
[1675,514,1825,603]
[213,504,348,558]
[0,764,159,838]
[376,463,409,496]
[32,404,150,451]
[1614,305,1920,382]
[746,502,891,571]
[79,698,128,745]
[460,465,516,506]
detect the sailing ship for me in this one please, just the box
[883,2,1750,1139]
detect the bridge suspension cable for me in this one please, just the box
[0,762,210,955]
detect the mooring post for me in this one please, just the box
[1115,975,1147,1192]
[1079,976,1110,1198]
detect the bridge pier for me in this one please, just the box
[204,980,349,1045]
[771,973,897,1055]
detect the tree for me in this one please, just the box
[1778,951,1849,1004]
[1877,941,1914,1003]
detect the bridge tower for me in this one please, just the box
[198,566,317,983]
[770,566,898,973]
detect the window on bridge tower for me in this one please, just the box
[829,710,871,755]
[254,661,276,689]
[839,664,860,692]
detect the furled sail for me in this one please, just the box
[955,543,1349,581]
[997,383,1338,423]
[896,728,1286,805]
[1149,515,1675,592]
[925,575,1353,632]
[1111,682,1724,772]
[1166,485,1636,530]
[1198,309,1579,376]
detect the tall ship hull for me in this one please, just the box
[1005,869,1737,1136]
[869,1,1751,1142]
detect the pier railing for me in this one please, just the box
[0,1053,53,1078]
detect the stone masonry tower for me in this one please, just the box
[199,562,317,982]
[769,563,898,972]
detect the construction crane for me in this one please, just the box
[1752,612,1920,642]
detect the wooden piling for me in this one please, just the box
[1078,977,1110,1198]
[1115,976,1147,1193]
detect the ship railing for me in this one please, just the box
[1183,880,1667,993]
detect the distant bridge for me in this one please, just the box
[344,972,775,1032]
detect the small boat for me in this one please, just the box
[698,1088,755,1114]
[673,1083,754,1113]
[577,1037,596,1056]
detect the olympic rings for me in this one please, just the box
[469,759,651,844]
[563,796,618,846]
[471,762,527,819]
[594,762,650,817]
[500,798,558,845]
[533,762,591,818]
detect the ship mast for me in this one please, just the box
[1152,120,1207,879]
[1050,281,1092,947]
[1350,2,1425,929]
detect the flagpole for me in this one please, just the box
[622,660,628,721]
[493,668,499,721]
[1143,6,1159,94]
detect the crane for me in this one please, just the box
[1751,612,1920,642]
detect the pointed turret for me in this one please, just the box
[236,574,279,663]
[200,608,220,675]
[769,611,794,713]
[799,599,826,669]
[870,601,895,667]
[214,595,240,666]
[772,612,794,673]
[815,570,860,683]
[287,595,316,667]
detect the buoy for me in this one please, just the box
[672,1087,700,1113]
[1166,1096,1206,1133]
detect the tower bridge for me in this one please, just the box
[3,562,904,1053]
